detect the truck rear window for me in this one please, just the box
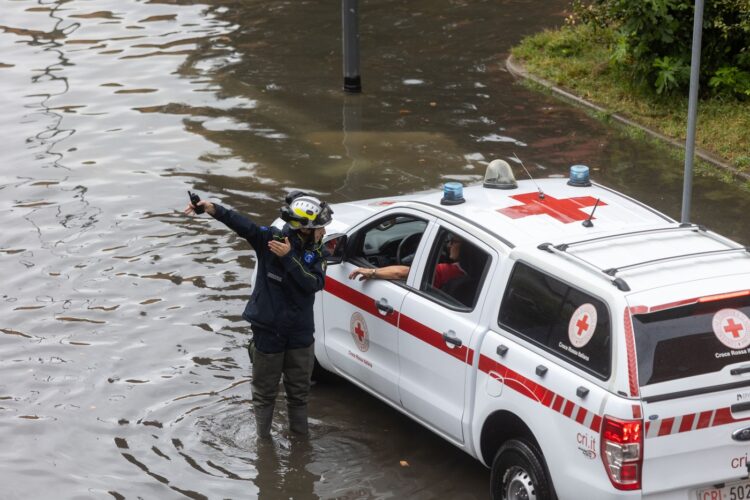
[632,294,750,386]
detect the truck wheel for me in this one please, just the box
[490,439,553,500]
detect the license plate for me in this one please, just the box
[698,479,750,500]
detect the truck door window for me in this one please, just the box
[499,262,611,379]
[632,294,750,385]
[353,215,428,269]
[419,229,490,309]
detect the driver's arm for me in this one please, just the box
[349,265,410,281]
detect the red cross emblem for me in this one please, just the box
[576,315,590,336]
[350,312,370,352]
[568,304,597,348]
[724,318,745,338]
[497,192,606,224]
[354,321,366,342]
[713,309,750,350]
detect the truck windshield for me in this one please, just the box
[632,293,750,386]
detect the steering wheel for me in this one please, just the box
[396,233,421,265]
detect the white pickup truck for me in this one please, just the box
[310,162,750,499]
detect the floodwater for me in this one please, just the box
[1,0,748,498]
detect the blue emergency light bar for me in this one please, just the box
[441,182,465,205]
[568,165,592,187]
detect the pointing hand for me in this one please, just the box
[184,200,215,216]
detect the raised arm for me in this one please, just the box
[185,200,266,249]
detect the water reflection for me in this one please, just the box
[23,2,77,173]
[1,0,748,498]
[255,437,320,500]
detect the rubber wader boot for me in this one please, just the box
[254,406,274,438]
[249,340,284,439]
[288,405,308,435]
[283,345,314,435]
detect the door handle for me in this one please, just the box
[442,330,462,347]
[375,298,394,314]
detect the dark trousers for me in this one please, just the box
[248,341,315,411]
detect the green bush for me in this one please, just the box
[570,0,750,98]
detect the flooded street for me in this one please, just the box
[1,0,748,498]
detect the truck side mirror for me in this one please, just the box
[323,233,347,265]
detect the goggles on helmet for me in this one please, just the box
[280,191,333,229]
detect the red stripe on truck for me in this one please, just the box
[575,407,588,425]
[324,277,400,327]
[624,308,644,397]
[590,415,602,433]
[398,314,470,363]
[552,395,564,412]
[478,353,602,431]
[713,408,734,427]
[563,400,575,418]
[325,277,468,361]
[326,277,603,433]
[533,384,548,403]
[632,405,642,419]
[679,413,695,433]
[658,418,675,436]
[326,277,750,441]
[542,390,554,408]
[646,408,750,439]
[697,411,712,429]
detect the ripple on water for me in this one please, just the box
[2,0,748,498]
[105,391,255,499]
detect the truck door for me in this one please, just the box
[398,227,494,442]
[628,291,750,497]
[322,211,432,405]
[483,261,616,499]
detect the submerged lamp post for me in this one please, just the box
[681,0,705,224]
[342,0,362,93]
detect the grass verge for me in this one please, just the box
[511,25,750,183]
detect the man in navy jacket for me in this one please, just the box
[185,192,332,437]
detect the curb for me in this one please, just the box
[506,55,750,182]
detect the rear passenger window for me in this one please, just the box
[632,294,750,385]
[499,262,611,379]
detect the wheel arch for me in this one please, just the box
[479,409,541,467]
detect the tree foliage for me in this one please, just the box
[571,0,750,98]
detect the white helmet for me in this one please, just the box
[281,192,333,229]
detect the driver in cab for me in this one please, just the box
[349,234,465,287]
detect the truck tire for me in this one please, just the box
[490,439,554,500]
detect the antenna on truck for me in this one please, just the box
[513,152,544,200]
[582,198,601,228]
